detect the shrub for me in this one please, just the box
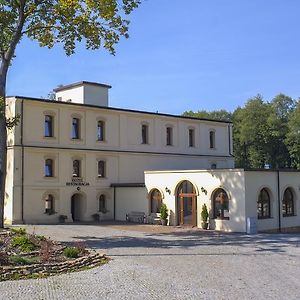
[0,251,9,266]
[160,203,168,220]
[11,228,26,235]
[9,255,39,265]
[11,236,36,252]
[201,204,209,223]
[63,247,80,258]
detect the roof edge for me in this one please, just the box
[53,81,112,92]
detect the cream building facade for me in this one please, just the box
[4,81,234,225]
[5,81,300,232]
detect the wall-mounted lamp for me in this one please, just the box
[201,187,208,195]
[165,187,171,195]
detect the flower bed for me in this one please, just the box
[0,228,108,281]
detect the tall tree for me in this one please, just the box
[286,100,300,169]
[0,0,141,227]
[183,109,232,122]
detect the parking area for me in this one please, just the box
[1,223,300,299]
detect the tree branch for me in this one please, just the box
[4,0,27,63]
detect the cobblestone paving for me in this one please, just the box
[1,224,300,300]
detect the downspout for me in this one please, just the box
[113,186,116,220]
[228,125,232,155]
[277,170,281,233]
[21,99,24,223]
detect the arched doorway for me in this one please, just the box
[176,181,197,226]
[71,193,85,222]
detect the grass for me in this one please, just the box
[11,235,37,252]
[63,247,81,258]
[9,255,39,266]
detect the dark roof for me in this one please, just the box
[110,183,146,188]
[53,81,112,92]
[8,96,232,125]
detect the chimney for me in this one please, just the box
[53,81,111,106]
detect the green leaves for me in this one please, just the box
[0,0,141,58]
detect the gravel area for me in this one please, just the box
[1,224,300,300]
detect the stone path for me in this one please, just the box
[1,224,300,299]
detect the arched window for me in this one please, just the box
[72,118,80,139]
[97,120,105,141]
[209,130,215,149]
[150,189,162,213]
[283,188,294,217]
[98,160,105,178]
[73,160,81,177]
[44,115,53,137]
[257,188,271,219]
[45,159,54,177]
[99,194,106,213]
[213,188,229,219]
[45,194,54,214]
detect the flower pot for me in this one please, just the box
[202,222,208,230]
[161,219,167,226]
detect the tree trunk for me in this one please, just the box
[0,68,7,228]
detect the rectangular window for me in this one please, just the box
[44,115,53,137]
[98,160,105,178]
[73,160,81,177]
[72,118,80,139]
[97,120,105,141]
[141,124,148,144]
[45,159,53,177]
[166,127,173,146]
[209,131,215,149]
[189,129,194,147]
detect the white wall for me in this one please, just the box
[145,169,247,232]
[115,187,148,221]
[245,171,300,231]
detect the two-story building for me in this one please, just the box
[5,81,300,232]
[4,81,234,225]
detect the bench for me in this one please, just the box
[126,211,146,223]
[147,213,161,225]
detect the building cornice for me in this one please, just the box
[7,96,233,125]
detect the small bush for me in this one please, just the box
[11,228,26,235]
[9,255,39,266]
[63,247,80,258]
[36,235,46,241]
[201,204,209,223]
[160,203,168,220]
[11,236,36,252]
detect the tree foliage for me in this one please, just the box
[0,0,141,59]
[0,0,142,228]
[184,93,299,169]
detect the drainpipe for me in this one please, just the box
[21,99,24,223]
[277,170,281,233]
[113,186,116,220]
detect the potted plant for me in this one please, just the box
[201,204,209,229]
[160,203,168,226]
[92,213,100,222]
[58,215,68,223]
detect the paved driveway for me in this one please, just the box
[1,224,300,300]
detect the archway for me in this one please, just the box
[176,181,197,226]
[71,193,85,222]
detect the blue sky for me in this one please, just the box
[6,0,300,114]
